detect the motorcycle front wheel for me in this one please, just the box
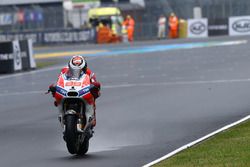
[64,114,77,154]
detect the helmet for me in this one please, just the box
[170,12,175,17]
[68,55,87,79]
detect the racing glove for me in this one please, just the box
[48,84,56,97]
[90,82,101,99]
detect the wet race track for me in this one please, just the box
[0,36,250,167]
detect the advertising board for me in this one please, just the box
[188,18,208,38]
[229,16,250,36]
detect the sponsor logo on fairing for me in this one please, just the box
[78,86,90,96]
[56,86,67,96]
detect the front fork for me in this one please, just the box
[58,103,95,134]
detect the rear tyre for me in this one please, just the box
[64,114,77,154]
[76,138,89,155]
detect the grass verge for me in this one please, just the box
[154,119,250,167]
[36,61,57,69]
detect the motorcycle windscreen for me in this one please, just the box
[67,68,82,79]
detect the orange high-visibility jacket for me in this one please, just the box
[126,18,135,41]
[168,16,178,30]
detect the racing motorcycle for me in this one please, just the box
[48,73,96,155]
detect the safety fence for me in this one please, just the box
[0,15,249,45]
[132,0,250,40]
[174,16,250,38]
[1,1,250,43]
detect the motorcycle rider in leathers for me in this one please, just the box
[48,55,101,128]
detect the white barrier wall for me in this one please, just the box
[188,18,208,38]
[229,16,250,36]
[0,39,36,73]
[28,39,36,69]
[13,40,22,71]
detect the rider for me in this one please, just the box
[48,55,101,127]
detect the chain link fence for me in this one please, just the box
[2,0,250,41]
[133,0,250,40]
[0,3,64,32]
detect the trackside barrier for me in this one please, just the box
[187,18,208,38]
[187,16,250,38]
[229,16,250,36]
[0,39,36,74]
[0,29,94,45]
[208,18,228,36]
[1,17,250,44]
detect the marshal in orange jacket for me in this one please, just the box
[168,13,179,39]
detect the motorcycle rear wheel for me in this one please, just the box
[76,138,89,155]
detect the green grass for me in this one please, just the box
[154,119,250,167]
[36,61,57,69]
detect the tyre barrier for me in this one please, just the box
[0,39,36,73]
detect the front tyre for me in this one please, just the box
[64,114,77,154]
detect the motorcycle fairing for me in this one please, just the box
[54,73,94,105]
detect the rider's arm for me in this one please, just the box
[86,68,101,99]
[86,68,97,82]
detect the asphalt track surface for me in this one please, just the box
[1,36,250,167]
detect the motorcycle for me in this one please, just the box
[48,72,96,155]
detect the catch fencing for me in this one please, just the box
[0,4,64,32]
[133,0,250,40]
[2,0,250,44]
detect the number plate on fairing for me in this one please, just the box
[65,81,82,87]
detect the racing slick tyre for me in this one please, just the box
[65,114,77,154]
[76,138,89,155]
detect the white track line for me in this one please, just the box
[2,78,250,97]
[103,78,250,89]
[0,65,63,80]
[0,91,45,97]
[142,115,250,167]
[0,57,100,80]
